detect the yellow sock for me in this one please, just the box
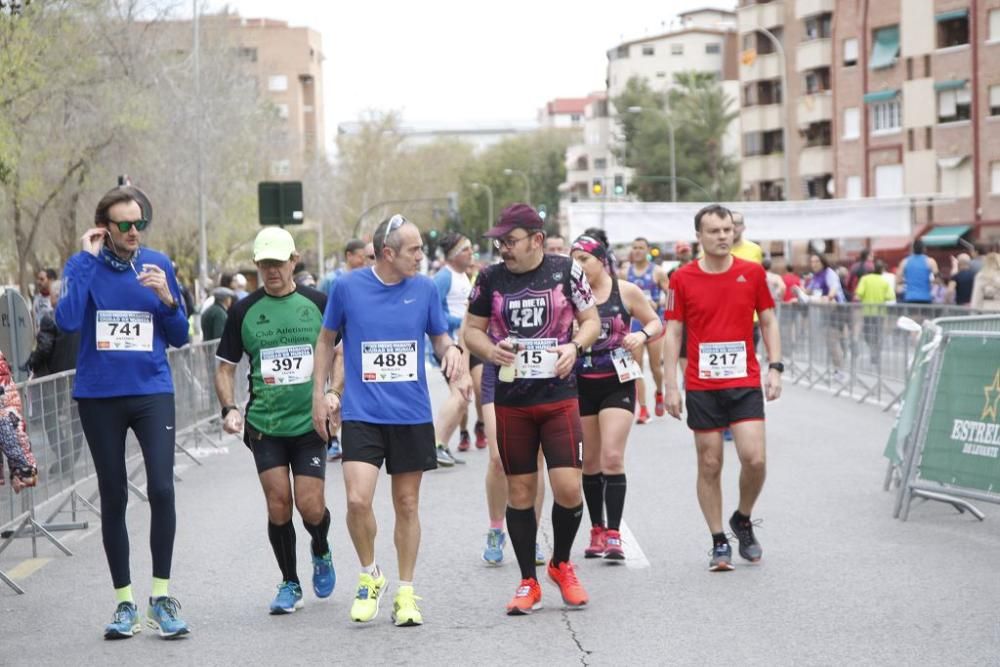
[151,577,169,599]
[115,585,134,604]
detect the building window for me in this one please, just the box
[238,47,258,62]
[870,99,901,133]
[992,161,1000,194]
[268,75,288,92]
[743,79,782,106]
[804,67,831,94]
[744,132,762,156]
[616,45,629,58]
[845,175,862,199]
[843,38,858,66]
[671,43,684,55]
[570,113,582,122]
[936,12,969,49]
[937,156,972,197]
[743,130,784,156]
[870,25,900,69]
[271,159,291,177]
[990,9,1000,42]
[705,43,721,54]
[642,44,655,56]
[843,107,860,139]
[989,85,1000,116]
[937,84,971,123]
[803,13,832,41]
[874,164,903,198]
[802,121,832,147]
[275,103,289,119]
[758,180,784,201]
[594,157,608,170]
[575,156,589,171]
[804,175,833,199]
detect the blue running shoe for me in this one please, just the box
[482,528,505,565]
[313,552,336,598]
[709,542,734,572]
[534,542,546,566]
[270,581,304,615]
[327,437,342,462]
[145,596,190,638]
[104,601,141,640]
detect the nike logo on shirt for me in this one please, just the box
[404,298,416,304]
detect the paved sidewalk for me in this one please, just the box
[2,379,998,665]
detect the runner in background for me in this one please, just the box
[619,238,668,424]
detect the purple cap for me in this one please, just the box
[484,203,544,238]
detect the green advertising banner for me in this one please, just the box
[883,328,933,466]
[918,336,1000,493]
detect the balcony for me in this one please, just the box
[742,153,786,182]
[796,92,833,125]
[741,104,784,132]
[795,0,833,19]
[742,52,782,82]
[796,38,832,72]
[799,146,833,176]
[738,1,784,33]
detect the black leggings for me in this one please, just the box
[78,393,176,589]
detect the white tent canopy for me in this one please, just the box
[566,198,913,245]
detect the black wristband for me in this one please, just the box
[221,405,237,419]
[768,362,785,374]
[450,343,464,355]
[639,329,651,340]
[572,341,584,358]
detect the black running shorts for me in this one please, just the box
[685,387,765,432]
[494,398,583,475]
[577,375,636,417]
[244,424,327,479]
[341,421,437,475]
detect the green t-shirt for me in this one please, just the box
[855,273,894,316]
[216,286,326,437]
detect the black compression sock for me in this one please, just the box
[604,473,627,531]
[268,520,298,583]
[505,506,538,581]
[712,532,729,547]
[581,473,605,527]
[732,509,751,524]
[551,502,584,566]
[303,508,331,557]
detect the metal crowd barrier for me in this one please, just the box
[776,302,995,409]
[0,340,242,594]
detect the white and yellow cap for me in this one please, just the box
[253,227,296,262]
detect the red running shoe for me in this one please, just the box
[584,525,606,558]
[636,405,650,425]
[457,430,471,452]
[547,561,588,608]
[654,391,665,417]
[474,421,487,449]
[505,578,542,615]
[604,529,625,560]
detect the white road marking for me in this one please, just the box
[618,519,650,569]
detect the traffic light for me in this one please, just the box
[258,181,304,225]
[426,228,440,256]
[613,174,624,196]
[592,178,604,197]
[538,204,548,220]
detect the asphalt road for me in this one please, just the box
[2,374,998,666]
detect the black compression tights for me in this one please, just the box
[78,394,177,589]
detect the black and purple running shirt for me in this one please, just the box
[468,254,595,407]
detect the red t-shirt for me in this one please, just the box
[665,257,775,391]
[781,273,802,303]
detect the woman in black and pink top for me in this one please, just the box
[570,235,662,561]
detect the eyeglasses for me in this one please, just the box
[382,214,407,250]
[366,254,376,260]
[110,219,149,233]
[493,235,531,250]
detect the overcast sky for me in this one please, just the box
[204,0,731,149]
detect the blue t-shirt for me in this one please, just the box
[323,267,448,424]
[56,249,189,399]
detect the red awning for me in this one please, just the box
[870,236,911,252]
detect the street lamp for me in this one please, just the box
[747,27,790,201]
[470,181,494,231]
[627,105,677,203]
[502,168,531,206]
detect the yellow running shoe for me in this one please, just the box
[391,586,423,627]
[350,571,386,622]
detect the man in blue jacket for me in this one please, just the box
[56,185,190,640]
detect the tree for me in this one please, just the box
[613,74,739,203]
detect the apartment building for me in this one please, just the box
[538,97,591,129]
[144,13,325,180]
[563,8,740,204]
[739,0,1000,245]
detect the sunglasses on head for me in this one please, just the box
[382,214,407,249]
[109,219,149,233]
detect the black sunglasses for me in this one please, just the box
[110,219,149,233]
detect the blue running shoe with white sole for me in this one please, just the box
[104,601,141,639]
[313,552,336,598]
[482,528,505,565]
[270,581,304,614]
[146,596,190,638]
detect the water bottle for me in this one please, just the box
[498,338,517,383]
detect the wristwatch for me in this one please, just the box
[768,362,785,374]
[221,405,237,419]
